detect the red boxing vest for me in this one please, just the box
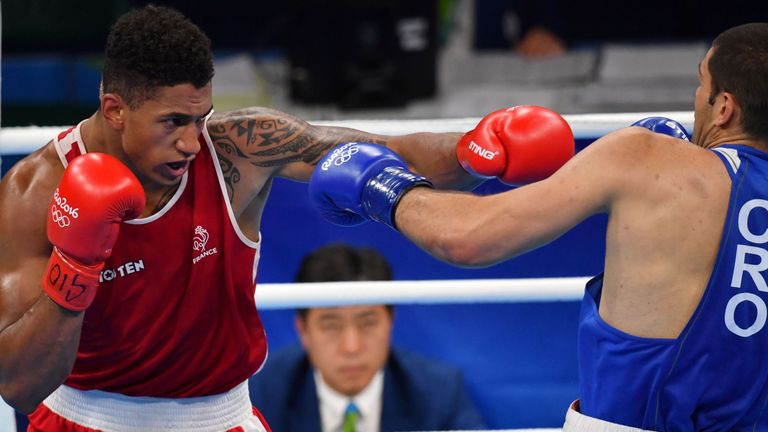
[54,120,267,397]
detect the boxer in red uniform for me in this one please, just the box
[0,5,572,431]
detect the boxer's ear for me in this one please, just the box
[101,93,126,131]
[713,92,738,129]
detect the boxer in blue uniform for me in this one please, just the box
[308,23,768,431]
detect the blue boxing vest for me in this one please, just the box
[578,145,768,431]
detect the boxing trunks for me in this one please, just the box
[563,400,651,431]
[28,382,269,432]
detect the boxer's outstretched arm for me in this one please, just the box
[206,107,478,200]
[400,116,688,264]
[307,115,692,266]
[0,150,83,413]
[393,130,633,266]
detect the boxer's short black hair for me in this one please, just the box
[102,4,214,109]
[710,23,768,141]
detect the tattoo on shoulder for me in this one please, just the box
[216,153,239,201]
[208,118,244,201]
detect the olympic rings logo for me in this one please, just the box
[321,143,359,171]
[51,207,71,228]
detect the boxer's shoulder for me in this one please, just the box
[1,142,62,199]
[207,107,307,138]
[0,144,63,267]
[583,127,697,164]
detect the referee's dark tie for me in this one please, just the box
[342,402,359,432]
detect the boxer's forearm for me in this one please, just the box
[387,133,483,190]
[394,188,509,267]
[395,167,595,268]
[0,293,83,413]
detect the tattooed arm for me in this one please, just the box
[207,107,480,198]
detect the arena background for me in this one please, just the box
[2,1,767,431]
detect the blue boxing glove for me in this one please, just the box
[309,142,433,229]
[631,116,691,141]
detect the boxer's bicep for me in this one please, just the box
[208,108,314,200]
[209,109,386,186]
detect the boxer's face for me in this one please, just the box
[297,305,392,396]
[115,82,212,187]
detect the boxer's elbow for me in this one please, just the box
[1,381,46,414]
[0,369,63,414]
[399,193,512,266]
[440,245,490,267]
[430,213,528,267]
[429,225,499,267]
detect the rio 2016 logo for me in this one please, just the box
[51,188,80,228]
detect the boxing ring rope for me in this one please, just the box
[255,277,590,309]
[0,111,694,155]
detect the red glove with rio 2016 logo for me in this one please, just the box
[43,153,145,312]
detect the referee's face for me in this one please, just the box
[297,305,393,396]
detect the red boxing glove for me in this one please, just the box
[456,106,575,185]
[43,153,145,311]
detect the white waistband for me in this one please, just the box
[563,400,652,432]
[43,382,260,432]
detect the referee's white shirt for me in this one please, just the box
[315,369,384,432]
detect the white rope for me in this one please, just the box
[0,111,693,155]
[311,110,693,139]
[254,277,589,309]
